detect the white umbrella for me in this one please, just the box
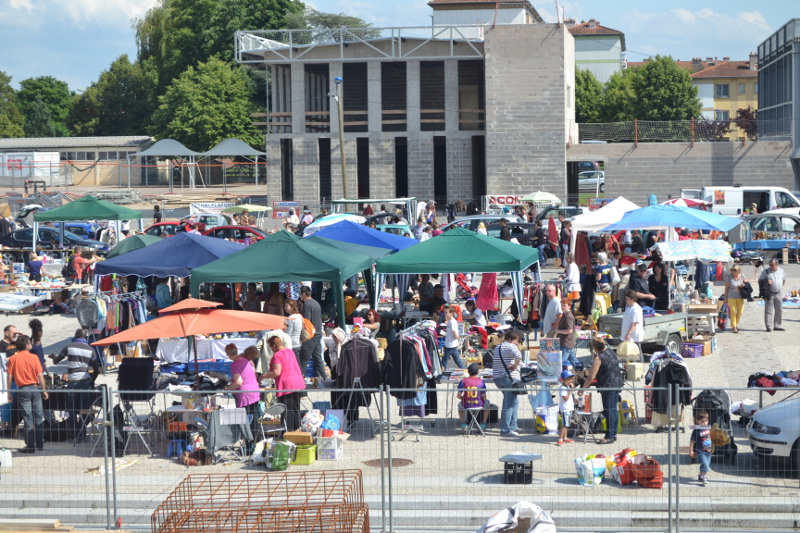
[302,213,367,236]
[520,191,561,204]
[661,197,711,209]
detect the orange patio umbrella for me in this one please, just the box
[93,298,286,388]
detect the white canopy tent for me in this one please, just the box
[569,196,640,253]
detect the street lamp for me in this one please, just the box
[332,76,348,199]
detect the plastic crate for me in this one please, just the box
[318,447,343,461]
[195,359,233,377]
[680,343,703,359]
[161,363,187,374]
[290,444,317,465]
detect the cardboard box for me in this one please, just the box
[687,303,718,314]
[694,335,716,356]
[317,437,344,460]
[625,363,646,381]
[283,430,314,445]
[290,444,316,465]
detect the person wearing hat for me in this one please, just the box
[457,363,489,431]
[749,203,758,214]
[627,259,656,307]
[300,209,314,227]
[557,369,576,446]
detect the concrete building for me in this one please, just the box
[758,18,800,179]
[566,18,625,84]
[236,0,577,208]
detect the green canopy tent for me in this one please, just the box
[106,234,163,259]
[189,230,376,326]
[32,195,143,251]
[374,227,539,313]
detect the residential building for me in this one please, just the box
[758,18,800,179]
[691,54,758,139]
[235,0,577,207]
[566,18,625,84]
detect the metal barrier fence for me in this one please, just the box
[0,384,797,532]
[578,118,792,144]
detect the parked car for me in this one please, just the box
[577,161,600,172]
[375,224,413,237]
[63,222,101,240]
[0,227,107,254]
[578,170,605,193]
[747,397,800,475]
[483,221,538,246]
[144,222,186,237]
[202,225,267,244]
[742,213,800,235]
[535,205,587,224]
[180,213,232,231]
[441,214,524,233]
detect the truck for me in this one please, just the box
[680,185,800,216]
[598,311,688,355]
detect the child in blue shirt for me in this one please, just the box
[689,410,713,485]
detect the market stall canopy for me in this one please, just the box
[189,230,376,326]
[661,197,712,208]
[376,226,538,274]
[33,195,143,222]
[602,204,742,233]
[520,191,561,204]
[203,138,266,157]
[571,197,640,233]
[94,232,244,278]
[309,220,417,252]
[653,240,733,263]
[105,234,162,259]
[135,139,200,157]
[307,235,394,261]
[161,298,221,312]
[303,213,366,236]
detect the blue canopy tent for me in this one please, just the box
[94,232,244,278]
[309,220,417,252]
[602,204,742,233]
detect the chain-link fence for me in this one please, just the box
[1,384,797,532]
[578,119,791,144]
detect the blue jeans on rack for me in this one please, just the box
[494,376,519,435]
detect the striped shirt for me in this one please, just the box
[492,341,521,381]
[54,339,95,381]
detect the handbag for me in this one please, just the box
[498,344,527,395]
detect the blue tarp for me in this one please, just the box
[94,232,244,278]
[308,220,417,251]
[602,204,742,232]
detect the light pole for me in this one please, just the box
[333,76,348,199]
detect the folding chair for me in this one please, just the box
[258,403,287,441]
[464,407,486,437]
[117,358,158,456]
[573,411,598,444]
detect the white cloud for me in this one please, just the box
[2,0,158,27]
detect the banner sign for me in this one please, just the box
[189,202,233,215]
[588,198,614,211]
[272,201,299,219]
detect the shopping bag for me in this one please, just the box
[717,303,729,330]
[574,454,606,486]
[617,341,640,363]
[534,405,559,434]
[631,455,664,488]
[476,501,557,533]
[609,448,637,485]
[528,389,555,410]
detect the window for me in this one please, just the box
[715,84,729,98]
[754,82,758,94]
[738,83,746,94]
[776,192,799,208]
[779,217,799,232]
[715,110,730,121]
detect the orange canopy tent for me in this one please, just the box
[92,298,286,387]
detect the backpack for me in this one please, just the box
[300,317,316,343]
[61,255,77,278]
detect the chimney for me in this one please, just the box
[587,18,598,28]
[692,57,705,72]
[749,51,758,70]
[564,17,577,28]
[722,56,730,62]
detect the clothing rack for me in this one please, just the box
[394,321,440,439]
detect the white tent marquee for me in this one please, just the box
[569,197,640,253]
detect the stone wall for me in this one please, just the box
[567,140,797,204]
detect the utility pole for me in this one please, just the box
[333,76,348,198]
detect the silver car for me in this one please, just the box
[747,397,800,475]
[578,170,605,193]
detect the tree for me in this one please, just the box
[149,56,262,150]
[68,55,153,136]
[598,70,637,122]
[629,56,700,121]
[574,68,603,123]
[134,0,304,96]
[0,71,24,137]
[24,94,56,137]
[285,8,382,42]
[735,106,758,140]
[17,76,72,136]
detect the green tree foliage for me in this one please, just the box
[285,8,381,42]
[134,0,304,96]
[629,56,701,121]
[598,71,637,122]
[574,68,602,123]
[0,71,24,137]
[68,55,153,136]
[17,76,72,136]
[149,56,261,150]
[24,94,55,137]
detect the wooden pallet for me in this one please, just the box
[0,519,131,533]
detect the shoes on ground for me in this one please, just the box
[17,447,35,454]
[563,439,574,443]
[460,423,468,430]
[556,440,564,446]
[774,327,785,331]
[501,430,520,437]
[480,424,486,431]
[766,328,772,332]
[598,438,616,444]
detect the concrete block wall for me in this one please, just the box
[446,135,474,202]
[484,24,572,197]
[567,140,796,205]
[368,135,396,199]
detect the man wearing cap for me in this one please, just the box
[627,260,656,307]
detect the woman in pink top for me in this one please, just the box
[263,336,306,432]
[225,344,261,422]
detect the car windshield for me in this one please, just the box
[776,192,799,209]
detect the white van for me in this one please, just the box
[680,186,800,216]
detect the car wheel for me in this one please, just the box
[664,334,682,355]
[599,184,605,193]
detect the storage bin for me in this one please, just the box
[680,343,703,359]
[290,444,317,465]
[195,360,233,377]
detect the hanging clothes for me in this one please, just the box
[477,273,498,312]
[650,357,692,415]
[331,336,381,423]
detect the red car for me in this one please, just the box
[144,222,185,237]
[202,225,267,245]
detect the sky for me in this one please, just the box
[0,0,795,92]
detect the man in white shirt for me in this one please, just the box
[463,300,487,328]
[440,306,465,369]
[620,289,644,359]
[758,258,787,332]
[542,284,562,336]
